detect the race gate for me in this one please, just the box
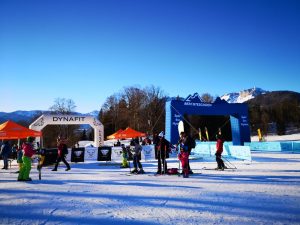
[165,93,251,145]
[29,114,104,147]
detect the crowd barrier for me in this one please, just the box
[191,142,251,161]
[245,141,300,152]
[39,140,299,166]
[41,145,158,165]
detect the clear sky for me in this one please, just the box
[1,0,299,113]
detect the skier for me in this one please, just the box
[52,136,71,171]
[120,144,129,168]
[131,138,144,174]
[215,132,225,170]
[18,136,36,181]
[178,142,189,178]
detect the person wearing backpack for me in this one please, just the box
[178,132,195,174]
[52,136,71,171]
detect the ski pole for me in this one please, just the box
[222,156,237,169]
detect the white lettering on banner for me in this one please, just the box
[184,102,212,107]
[172,122,179,126]
[53,116,86,122]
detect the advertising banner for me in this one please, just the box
[111,147,123,162]
[142,145,155,161]
[71,148,85,163]
[97,146,112,161]
[84,147,98,161]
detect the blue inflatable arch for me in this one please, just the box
[165,93,251,145]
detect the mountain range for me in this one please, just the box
[0,87,296,124]
[220,87,268,103]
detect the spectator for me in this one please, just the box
[52,136,71,171]
[156,131,170,174]
[1,141,11,170]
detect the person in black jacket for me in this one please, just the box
[156,131,170,174]
[1,141,11,170]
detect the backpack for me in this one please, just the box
[62,144,68,155]
[167,168,179,175]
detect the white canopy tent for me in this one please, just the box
[29,114,104,147]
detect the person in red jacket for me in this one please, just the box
[18,136,36,181]
[215,132,225,170]
[178,143,190,178]
[52,136,71,171]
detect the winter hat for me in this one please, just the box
[158,131,164,137]
[27,136,35,143]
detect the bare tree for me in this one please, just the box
[49,98,76,114]
[201,93,214,103]
[43,98,78,147]
[123,86,147,130]
[100,85,167,138]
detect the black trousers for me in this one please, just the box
[54,155,70,170]
[133,155,142,170]
[216,153,225,169]
[157,152,167,173]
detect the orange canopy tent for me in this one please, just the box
[114,127,146,139]
[0,120,42,140]
[106,129,124,140]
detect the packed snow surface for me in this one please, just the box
[1,152,300,225]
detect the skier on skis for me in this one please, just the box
[120,144,129,168]
[131,138,144,174]
[215,132,225,170]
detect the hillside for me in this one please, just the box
[247,91,300,135]
[247,90,300,106]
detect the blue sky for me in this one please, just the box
[1,0,299,113]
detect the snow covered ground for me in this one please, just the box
[1,151,300,225]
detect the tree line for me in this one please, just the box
[15,89,300,147]
[99,85,167,137]
[248,91,300,136]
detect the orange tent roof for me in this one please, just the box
[0,120,42,140]
[107,129,124,140]
[114,127,146,139]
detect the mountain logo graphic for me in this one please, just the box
[101,149,109,156]
[184,93,204,103]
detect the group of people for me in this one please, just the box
[0,135,71,182]
[125,130,226,177]
[1,129,226,181]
